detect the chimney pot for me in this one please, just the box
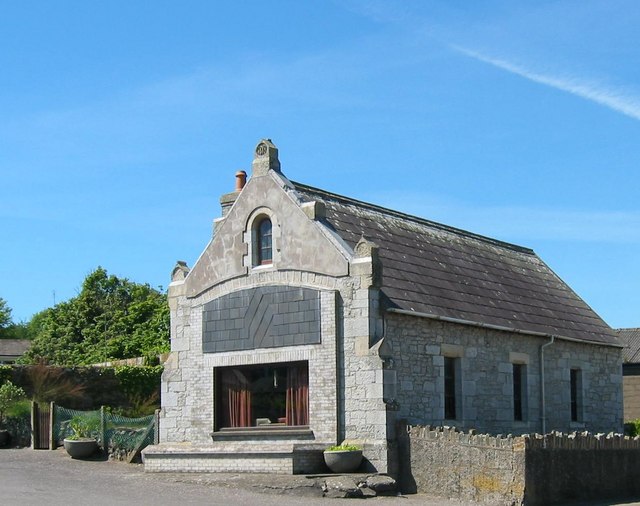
[235,170,247,191]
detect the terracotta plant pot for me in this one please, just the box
[63,438,98,459]
[323,449,363,473]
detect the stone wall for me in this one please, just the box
[400,424,640,506]
[623,372,640,420]
[385,313,623,435]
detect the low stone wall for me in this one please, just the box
[398,423,640,506]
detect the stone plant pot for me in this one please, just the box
[0,429,10,447]
[323,449,363,473]
[63,438,98,459]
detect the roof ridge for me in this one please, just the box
[292,181,535,255]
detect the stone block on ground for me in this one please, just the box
[365,474,397,494]
[323,476,364,498]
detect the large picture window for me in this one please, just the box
[216,361,308,429]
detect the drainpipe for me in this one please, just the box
[540,336,555,435]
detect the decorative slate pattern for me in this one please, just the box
[292,182,619,346]
[202,286,321,353]
[616,328,640,363]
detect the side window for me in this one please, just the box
[256,218,273,265]
[509,352,529,423]
[570,368,583,422]
[444,356,458,420]
[512,363,525,421]
[440,344,463,421]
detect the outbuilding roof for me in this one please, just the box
[616,328,640,362]
[293,182,619,347]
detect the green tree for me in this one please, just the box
[21,267,169,365]
[0,298,12,329]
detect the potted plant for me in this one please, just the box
[323,443,363,473]
[63,415,100,458]
[0,382,26,447]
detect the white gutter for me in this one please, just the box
[386,308,622,349]
[540,336,555,435]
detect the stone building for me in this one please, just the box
[143,139,623,475]
[616,327,640,420]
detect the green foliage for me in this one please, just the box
[0,297,12,329]
[110,391,159,418]
[114,365,163,399]
[325,444,362,452]
[21,267,169,365]
[625,420,640,437]
[0,381,26,426]
[5,399,30,419]
[0,365,12,386]
[67,414,101,440]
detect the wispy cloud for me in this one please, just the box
[452,45,640,122]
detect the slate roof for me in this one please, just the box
[292,182,619,347]
[616,328,640,362]
[0,339,31,358]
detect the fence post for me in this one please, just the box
[154,408,160,445]
[30,401,37,450]
[100,406,106,451]
[49,401,55,450]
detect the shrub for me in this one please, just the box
[625,420,640,437]
[0,381,26,426]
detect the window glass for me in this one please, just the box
[257,218,272,265]
[216,362,308,429]
[513,363,523,421]
[444,357,457,420]
[570,368,580,422]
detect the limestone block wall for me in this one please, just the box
[161,262,394,472]
[399,424,640,505]
[385,314,623,435]
[162,269,347,445]
[623,374,640,420]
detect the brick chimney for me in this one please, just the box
[220,170,247,217]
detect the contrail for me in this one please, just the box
[453,45,640,121]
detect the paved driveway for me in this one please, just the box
[0,448,474,506]
[3,448,640,506]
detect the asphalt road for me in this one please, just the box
[3,448,640,506]
[0,448,474,506]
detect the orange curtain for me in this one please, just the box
[221,369,252,427]
[286,365,309,426]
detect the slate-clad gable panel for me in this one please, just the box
[292,182,619,346]
[202,286,321,353]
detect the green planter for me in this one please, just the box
[63,438,98,459]
[323,449,363,473]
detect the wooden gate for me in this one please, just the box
[31,402,53,449]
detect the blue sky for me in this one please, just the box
[1,0,638,329]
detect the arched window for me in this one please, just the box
[256,218,273,265]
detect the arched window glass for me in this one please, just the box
[257,218,273,265]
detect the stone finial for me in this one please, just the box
[354,236,379,261]
[252,139,280,176]
[171,260,190,282]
